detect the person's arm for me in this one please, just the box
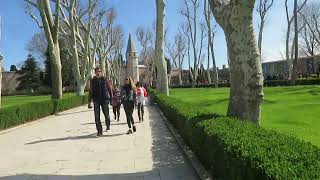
[143,87,148,97]
[88,79,93,108]
[106,79,113,100]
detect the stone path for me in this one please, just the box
[0,104,199,180]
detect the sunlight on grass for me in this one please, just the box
[171,86,320,147]
[1,93,85,108]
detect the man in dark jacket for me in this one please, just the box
[88,67,113,136]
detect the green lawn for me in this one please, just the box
[1,93,80,108]
[170,86,320,147]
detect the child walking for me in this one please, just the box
[111,85,121,121]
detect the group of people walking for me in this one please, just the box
[88,67,148,136]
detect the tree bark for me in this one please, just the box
[258,20,264,55]
[291,0,299,85]
[207,39,212,84]
[178,69,182,85]
[155,0,169,95]
[210,40,219,88]
[204,0,218,87]
[68,0,85,95]
[209,0,264,124]
[50,44,63,98]
[37,0,62,99]
[286,22,293,80]
[99,57,106,76]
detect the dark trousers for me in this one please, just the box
[137,103,144,121]
[113,104,121,121]
[123,102,134,129]
[93,100,110,133]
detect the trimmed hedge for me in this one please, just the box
[264,78,320,87]
[0,95,87,130]
[170,78,320,88]
[152,90,320,179]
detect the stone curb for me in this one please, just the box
[156,106,213,180]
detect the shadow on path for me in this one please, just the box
[55,110,92,116]
[25,133,127,145]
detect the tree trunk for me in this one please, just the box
[286,25,293,80]
[178,69,183,85]
[69,7,84,96]
[77,82,85,96]
[187,37,191,85]
[209,0,264,124]
[291,0,299,85]
[210,38,219,88]
[155,0,169,95]
[106,60,111,78]
[99,58,106,76]
[204,0,218,87]
[258,19,264,55]
[36,0,63,99]
[49,45,63,99]
[207,40,212,84]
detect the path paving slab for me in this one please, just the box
[0,105,199,180]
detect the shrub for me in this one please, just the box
[170,79,320,88]
[0,94,88,130]
[152,91,320,179]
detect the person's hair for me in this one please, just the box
[136,81,141,87]
[125,76,136,92]
[94,66,100,72]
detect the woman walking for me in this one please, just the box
[111,85,121,121]
[136,82,148,122]
[121,77,137,134]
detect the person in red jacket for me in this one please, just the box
[136,82,148,122]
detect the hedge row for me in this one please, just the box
[264,78,320,87]
[152,91,320,179]
[170,78,320,88]
[0,95,87,130]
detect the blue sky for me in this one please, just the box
[0,0,300,71]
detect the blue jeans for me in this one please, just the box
[93,100,110,133]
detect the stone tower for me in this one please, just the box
[126,33,139,82]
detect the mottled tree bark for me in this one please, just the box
[209,0,264,124]
[37,0,62,99]
[155,0,169,95]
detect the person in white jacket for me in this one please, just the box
[136,82,148,122]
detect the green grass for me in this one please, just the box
[170,86,320,147]
[1,93,82,108]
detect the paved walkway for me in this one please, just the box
[0,104,198,180]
